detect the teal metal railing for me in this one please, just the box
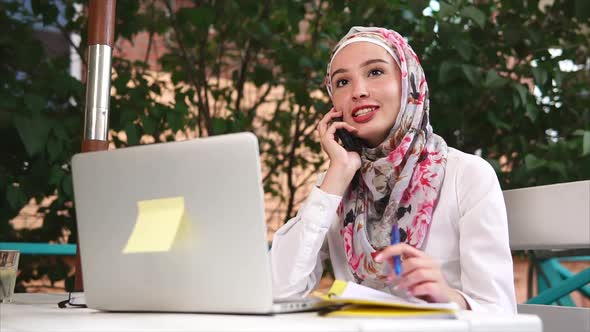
[0,242,76,255]
[526,254,590,306]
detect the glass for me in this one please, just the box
[0,250,20,303]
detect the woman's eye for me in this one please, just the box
[369,69,383,76]
[336,79,348,87]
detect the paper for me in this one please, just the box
[330,280,425,305]
[316,280,459,312]
[123,197,189,253]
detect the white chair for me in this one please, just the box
[503,180,590,332]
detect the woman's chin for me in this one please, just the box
[358,130,389,148]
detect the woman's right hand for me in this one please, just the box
[317,108,362,196]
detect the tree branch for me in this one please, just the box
[284,106,305,222]
[196,19,211,133]
[247,84,272,125]
[142,0,157,73]
[162,0,213,135]
[234,40,253,112]
[57,25,87,68]
[261,91,287,183]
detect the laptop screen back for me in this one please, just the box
[72,133,273,313]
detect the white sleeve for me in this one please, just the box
[270,186,342,299]
[456,157,517,313]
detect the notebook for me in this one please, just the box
[313,280,459,318]
[72,132,323,314]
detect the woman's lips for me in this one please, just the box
[352,107,379,124]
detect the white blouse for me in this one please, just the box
[270,147,517,313]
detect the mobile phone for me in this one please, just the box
[333,117,363,153]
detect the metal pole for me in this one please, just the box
[74,0,116,291]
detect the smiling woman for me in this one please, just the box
[270,26,517,314]
[329,43,402,147]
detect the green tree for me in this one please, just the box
[1,0,588,290]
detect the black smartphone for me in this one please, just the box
[333,117,363,153]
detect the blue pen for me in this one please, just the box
[391,224,402,276]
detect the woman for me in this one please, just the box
[270,26,516,313]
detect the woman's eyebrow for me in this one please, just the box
[360,58,389,67]
[331,59,390,77]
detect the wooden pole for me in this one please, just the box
[74,0,117,291]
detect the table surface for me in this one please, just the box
[1,293,542,332]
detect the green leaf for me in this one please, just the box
[456,43,472,61]
[512,93,520,109]
[41,3,59,26]
[48,165,64,187]
[25,95,46,113]
[402,9,415,22]
[485,158,502,173]
[461,65,480,85]
[13,112,51,157]
[546,161,567,178]
[0,94,17,111]
[211,117,227,135]
[31,0,42,15]
[46,135,63,163]
[532,67,548,86]
[438,1,458,18]
[174,96,189,115]
[513,83,528,107]
[61,175,73,198]
[525,102,538,122]
[574,0,590,20]
[6,185,28,210]
[484,69,507,88]
[298,56,313,70]
[292,83,311,106]
[256,22,272,39]
[166,110,183,132]
[409,0,429,15]
[150,105,163,119]
[438,61,455,83]
[180,6,215,30]
[524,154,545,170]
[253,65,273,87]
[503,23,522,46]
[125,123,140,145]
[142,116,157,135]
[486,111,511,130]
[461,6,486,29]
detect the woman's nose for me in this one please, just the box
[352,80,369,100]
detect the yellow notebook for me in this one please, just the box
[313,280,458,318]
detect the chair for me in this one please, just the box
[504,180,590,332]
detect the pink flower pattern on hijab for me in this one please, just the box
[326,27,448,288]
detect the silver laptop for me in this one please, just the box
[72,132,320,314]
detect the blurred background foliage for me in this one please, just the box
[0,0,588,291]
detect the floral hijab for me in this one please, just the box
[325,27,448,288]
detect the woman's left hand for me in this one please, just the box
[374,243,468,309]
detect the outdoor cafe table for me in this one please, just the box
[1,293,542,332]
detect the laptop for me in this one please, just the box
[72,132,321,314]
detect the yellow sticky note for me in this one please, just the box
[123,197,189,253]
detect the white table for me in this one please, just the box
[1,294,541,332]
